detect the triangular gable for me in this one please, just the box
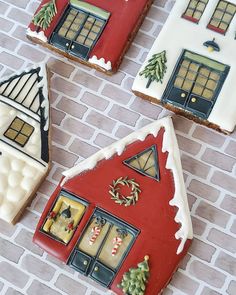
[123,145,160,181]
[62,116,193,254]
[0,67,49,127]
[0,65,50,163]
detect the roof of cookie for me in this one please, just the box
[0,65,49,131]
[62,116,193,254]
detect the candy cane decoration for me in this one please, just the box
[89,226,101,245]
[112,236,123,256]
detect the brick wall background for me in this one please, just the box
[0,0,235,294]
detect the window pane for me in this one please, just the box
[182,0,209,21]
[78,217,110,257]
[98,225,133,269]
[42,194,86,244]
[4,117,34,147]
[208,0,236,33]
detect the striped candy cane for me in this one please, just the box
[112,237,123,256]
[89,226,101,245]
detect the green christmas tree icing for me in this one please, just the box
[118,256,150,295]
[33,0,57,30]
[139,50,167,88]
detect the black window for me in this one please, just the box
[123,145,160,181]
[50,2,110,60]
[162,50,230,119]
[182,0,209,23]
[69,209,139,287]
[208,0,236,34]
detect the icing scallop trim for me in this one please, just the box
[26,28,48,43]
[88,55,112,71]
[62,116,193,254]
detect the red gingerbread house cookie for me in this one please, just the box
[27,0,153,74]
[33,116,193,295]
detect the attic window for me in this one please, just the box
[207,0,236,34]
[123,145,160,181]
[4,117,34,147]
[182,0,209,23]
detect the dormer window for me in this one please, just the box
[208,0,236,34]
[182,0,209,23]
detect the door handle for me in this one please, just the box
[191,97,197,103]
[181,93,186,98]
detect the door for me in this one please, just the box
[50,4,109,60]
[162,50,230,119]
[68,209,139,287]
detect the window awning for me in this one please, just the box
[70,0,110,20]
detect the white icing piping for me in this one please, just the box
[26,28,48,42]
[38,65,50,131]
[62,116,193,254]
[88,55,112,71]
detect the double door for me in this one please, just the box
[162,50,230,119]
[50,5,107,59]
[69,209,139,287]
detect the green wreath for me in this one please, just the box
[109,177,141,207]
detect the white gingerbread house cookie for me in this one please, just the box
[0,65,51,224]
[133,0,236,134]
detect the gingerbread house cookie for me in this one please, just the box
[33,116,192,295]
[27,0,153,74]
[0,65,51,224]
[133,0,236,134]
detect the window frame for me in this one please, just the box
[123,145,160,181]
[40,190,89,245]
[68,208,139,287]
[50,3,109,60]
[182,0,209,23]
[4,117,34,147]
[162,50,230,119]
[207,0,236,34]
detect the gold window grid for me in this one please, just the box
[4,117,34,147]
[182,0,209,22]
[174,59,221,101]
[58,7,105,48]
[208,0,236,33]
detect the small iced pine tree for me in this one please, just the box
[33,0,57,30]
[139,50,167,88]
[117,256,150,295]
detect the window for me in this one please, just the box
[182,0,209,23]
[4,117,34,147]
[50,1,110,59]
[41,191,88,244]
[162,50,230,118]
[208,0,236,34]
[123,145,160,181]
[69,209,139,287]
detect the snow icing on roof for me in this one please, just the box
[62,116,193,254]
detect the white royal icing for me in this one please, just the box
[132,0,236,133]
[26,27,48,43]
[62,116,193,254]
[88,55,112,71]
